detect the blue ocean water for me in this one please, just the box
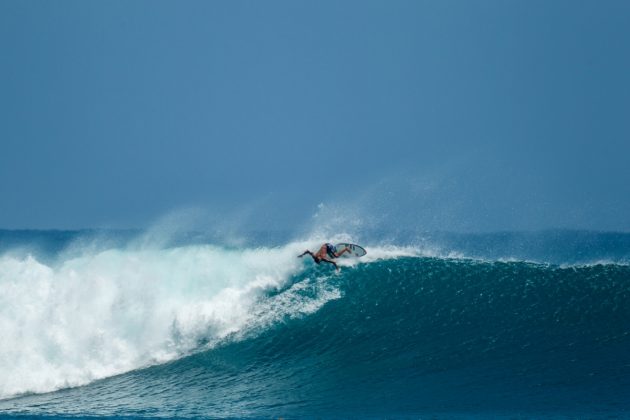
[0,229,629,418]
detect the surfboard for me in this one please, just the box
[335,243,367,258]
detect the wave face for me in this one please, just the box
[0,230,629,418]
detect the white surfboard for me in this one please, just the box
[335,243,367,258]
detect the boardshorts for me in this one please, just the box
[325,243,337,258]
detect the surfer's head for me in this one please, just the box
[313,257,321,264]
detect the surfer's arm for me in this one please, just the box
[298,250,312,258]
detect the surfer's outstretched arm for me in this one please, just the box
[298,250,313,258]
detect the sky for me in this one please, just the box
[1,0,629,232]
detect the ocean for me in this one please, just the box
[0,229,628,418]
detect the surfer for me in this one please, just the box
[298,243,349,270]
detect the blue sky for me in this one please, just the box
[1,0,629,231]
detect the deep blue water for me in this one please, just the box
[0,230,629,418]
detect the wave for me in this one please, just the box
[1,254,628,417]
[0,236,419,400]
[1,231,629,417]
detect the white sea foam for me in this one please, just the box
[0,242,304,399]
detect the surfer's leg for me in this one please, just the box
[335,247,350,257]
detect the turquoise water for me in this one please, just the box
[0,230,629,418]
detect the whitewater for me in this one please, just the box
[0,229,629,418]
[0,232,416,399]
